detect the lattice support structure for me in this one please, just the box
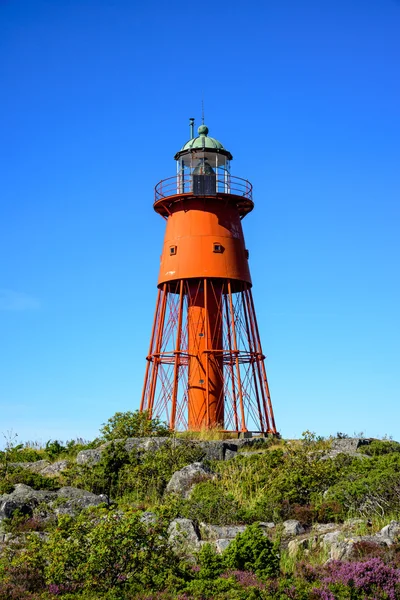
[140,279,276,433]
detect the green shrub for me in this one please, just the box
[360,440,400,457]
[183,481,242,525]
[314,500,345,523]
[100,410,171,440]
[324,453,400,516]
[196,543,224,579]
[0,467,59,492]
[222,523,280,579]
[0,447,44,464]
[64,438,205,505]
[64,440,130,500]
[43,507,183,594]
[45,439,67,459]
[117,439,205,502]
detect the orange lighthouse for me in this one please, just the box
[140,121,277,435]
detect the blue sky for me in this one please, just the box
[1,0,399,446]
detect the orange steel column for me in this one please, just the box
[187,280,224,429]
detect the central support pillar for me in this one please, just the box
[187,279,224,429]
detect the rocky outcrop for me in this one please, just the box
[321,438,374,460]
[40,460,69,477]
[9,460,51,473]
[200,523,247,540]
[0,484,56,519]
[140,511,157,525]
[8,459,69,477]
[75,436,273,466]
[379,520,400,544]
[167,518,201,555]
[165,462,213,498]
[168,519,275,556]
[75,448,104,466]
[54,487,108,515]
[0,484,107,522]
[283,520,305,536]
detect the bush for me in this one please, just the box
[321,557,400,599]
[43,507,183,594]
[222,523,280,579]
[360,440,400,457]
[117,439,205,502]
[0,467,59,492]
[100,410,171,440]
[324,453,400,516]
[196,543,224,579]
[314,501,345,523]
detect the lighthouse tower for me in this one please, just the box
[140,121,277,435]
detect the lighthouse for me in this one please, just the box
[140,121,277,435]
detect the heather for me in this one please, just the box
[2,414,400,598]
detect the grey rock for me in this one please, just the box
[140,511,157,525]
[0,484,107,522]
[200,523,247,540]
[75,437,241,466]
[124,437,172,453]
[0,484,56,519]
[40,460,69,477]
[76,449,103,465]
[196,441,238,461]
[224,449,238,460]
[259,522,275,530]
[230,438,268,450]
[168,518,201,555]
[322,531,342,547]
[215,538,233,553]
[165,462,213,498]
[312,523,338,534]
[9,460,51,473]
[329,535,388,561]
[331,439,362,454]
[321,438,373,461]
[330,539,356,561]
[53,487,108,515]
[283,520,305,536]
[380,520,400,544]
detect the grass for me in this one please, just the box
[175,426,237,441]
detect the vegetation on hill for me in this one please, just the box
[1,412,400,599]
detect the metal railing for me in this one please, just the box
[155,174,253,202]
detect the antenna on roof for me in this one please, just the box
[201,94,205,125]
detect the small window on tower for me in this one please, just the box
[245,249,249,259]
[213,243,223,253]
[169,245,177,256]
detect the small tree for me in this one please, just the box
[222,523,280,579]
[100,410,171,440]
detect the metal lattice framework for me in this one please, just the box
[140,278,277,434]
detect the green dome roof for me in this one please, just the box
[181,125,226,151]
[175,124,232,160]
